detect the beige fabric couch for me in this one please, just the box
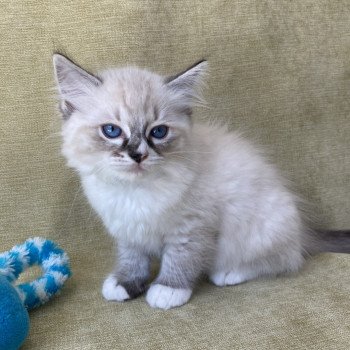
[0,1,349,349]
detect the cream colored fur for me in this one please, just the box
[53,55,305,309]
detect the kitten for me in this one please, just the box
[53,54,349,309]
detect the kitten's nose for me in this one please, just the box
[129,152,148,164]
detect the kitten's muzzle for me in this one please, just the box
[128,151,148,164]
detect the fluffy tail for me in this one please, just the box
[306,229,350,254]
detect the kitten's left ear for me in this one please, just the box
[165,60,208,104]
[53,54,102,118]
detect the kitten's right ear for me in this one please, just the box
[52,54,102,119]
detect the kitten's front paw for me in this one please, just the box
[102,274,130,302]
[146,284,192,310]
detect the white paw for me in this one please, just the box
[210,271,246,286]
[102,274,130,302]
[146,284,192,310]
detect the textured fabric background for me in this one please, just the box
[0,1,349,349]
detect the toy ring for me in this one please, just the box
[0,237,71,309]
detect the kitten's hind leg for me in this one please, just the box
[210,207,304,287]
[209,268,259,287]
[210,253,304,287]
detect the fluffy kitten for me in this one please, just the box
[53,54,349,309]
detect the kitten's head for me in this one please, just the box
[53,54,207,182]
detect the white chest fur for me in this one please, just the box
[81,174,187,253]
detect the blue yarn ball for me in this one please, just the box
[0,275,30,350]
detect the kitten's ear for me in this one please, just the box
[53,54,102,118]
[165,60,208,103]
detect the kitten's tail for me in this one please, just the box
[305,229,350,255]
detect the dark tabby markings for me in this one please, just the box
[119,279,148,299]
[164,59,207,84]
[126,132,141,152]
[121,138,128,150]
[147,138,162,155]
[96,123,177,160]
[112,150,124,158]
[154,105,159,120]
[147,135,178,155]
[126,131,142,161]
[94,133,128,156]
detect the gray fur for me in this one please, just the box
[154,231,216,289]
[53,54,350,309]
[112,241,151,299]
[307,230,350,255]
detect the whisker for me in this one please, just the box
[168,154,200,166]
[167,150,213,155]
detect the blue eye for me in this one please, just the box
[101,124,122,138]
[150,125,168,139]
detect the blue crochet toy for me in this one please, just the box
[0,238,71,350]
